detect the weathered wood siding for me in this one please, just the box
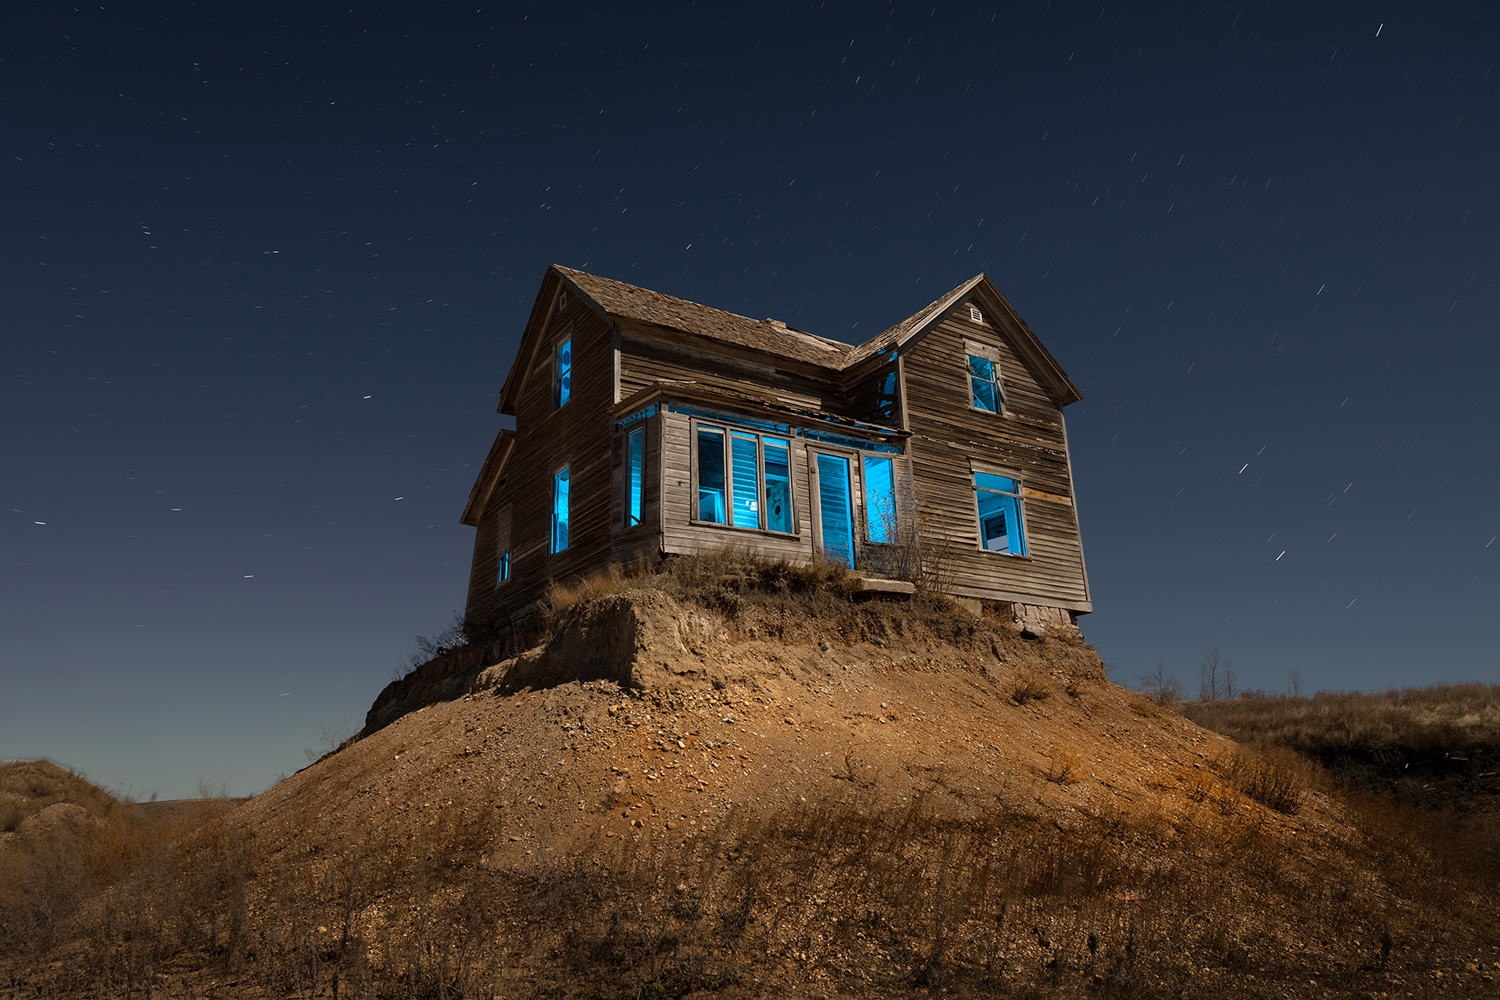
[657,409,817,561]
[899,303,1091,610]
[465,294,618,626]
[609,411,663,570]
[619,329,848,415]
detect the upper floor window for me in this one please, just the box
[968,351,1002,412]
[974,472,1027,556]
[694,422,793,533]
[551,467,570,553]
[553,337,572,409]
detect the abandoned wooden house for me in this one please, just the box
[460,265,1091,631]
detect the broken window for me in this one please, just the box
[693,421,793,533]
[625,426,644,527]
[551,467,570,553]
[966,341,1003,413]
[974,472,1026,556]
[553,337,572,409]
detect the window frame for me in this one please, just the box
[807,445,863,567]
[624,425,645,529]
[688,418,797,536]
[552,333,573,411]
[861,454,899,544]
[550,466,570,554]
[970,464,1029,558]
[494,503,513,585]
[964,339,1004,415]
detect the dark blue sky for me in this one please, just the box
[4,1,1496,799]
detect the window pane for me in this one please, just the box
[816,453,855,567]
[556,338,572,408]
[969,355,996,411]
[731,432,760,528]
[696,427,725,523]
[627,428,644,527]
[763,438,791,533]
[863,456,896,542]
[975,480,1025,556]
[497,552,510,583]
[551,468,570,553]
[974,472,1015,494]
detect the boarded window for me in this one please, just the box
[974,472,1026,556]
[495,504,512,585]
[625,427,644,527]
[551,468,570,553]
[554,338,572,409]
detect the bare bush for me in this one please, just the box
[1197,647,1237,702]
[1137,662,1180,703]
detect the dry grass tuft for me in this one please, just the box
[1010,668,1052,705]
[1045,748,1082,785]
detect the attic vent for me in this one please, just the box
[968,305,984,323]
[558,291,570,310]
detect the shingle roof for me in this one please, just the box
[555,266,854,369]
[838,274,986,368]
[544,265,1078,405]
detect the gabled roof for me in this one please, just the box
[459,429,516,527]
[556,266,853,367]
[498,265,1081,416]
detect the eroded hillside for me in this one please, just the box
[5,579,1497,998]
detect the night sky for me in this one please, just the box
[5,2,1496,800]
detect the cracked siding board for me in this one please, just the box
[619,330,843,414]
[466,297,616,624]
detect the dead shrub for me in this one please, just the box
[1227,748,1304,815]
[1010,669,1051,705]
[1046,749,1082,785]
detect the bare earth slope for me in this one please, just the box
[217,589,1495,998]
[6,589,1494,998]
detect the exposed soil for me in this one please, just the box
[5,589,1496,998]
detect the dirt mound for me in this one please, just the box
[8,590,1496,998]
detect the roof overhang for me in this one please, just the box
[459,429,516,527]
[613,381,907,448]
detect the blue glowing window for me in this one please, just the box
[551,468,570,553]
[554,338,572,409]
[863,456,896,543]
[626,427,644,527]
[969,354,1001,412]
[974,472,1026,556]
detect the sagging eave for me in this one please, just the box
[612,381,908,449]
[459,429,516,527]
